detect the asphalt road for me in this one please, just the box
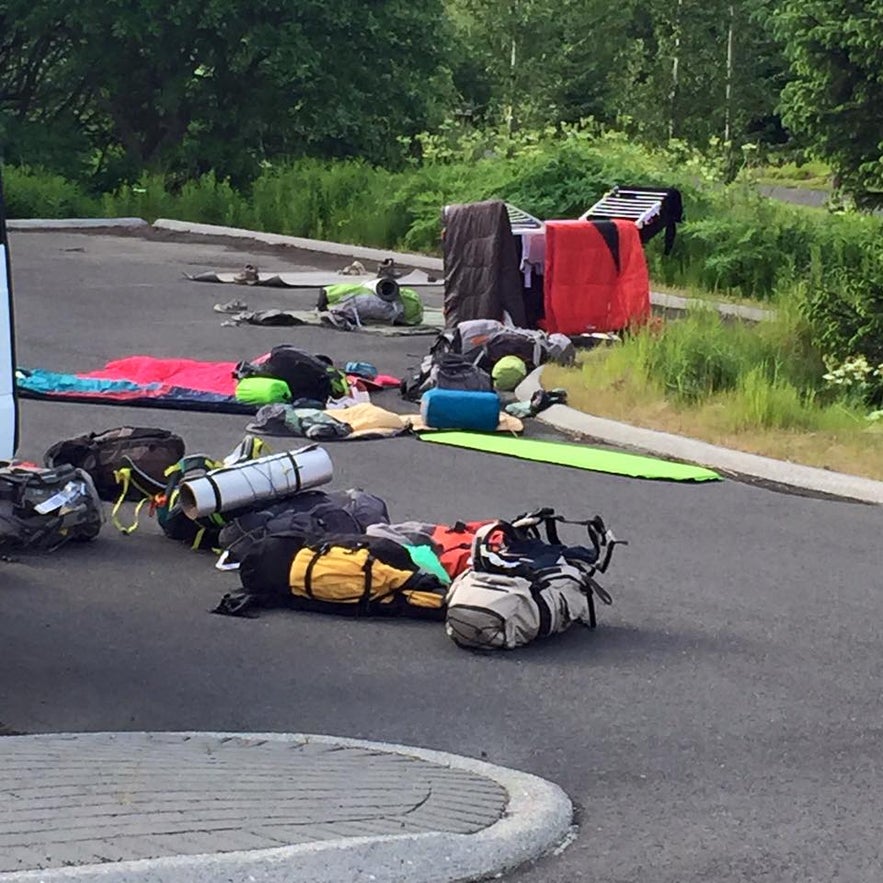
[4,230,883,883]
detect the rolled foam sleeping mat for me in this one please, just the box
[420,388,501,432]
[179,444,333,519]
[364,277,400,303]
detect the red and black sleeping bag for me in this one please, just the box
[542,219,650,335]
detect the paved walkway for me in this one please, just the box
[0,732,571,882]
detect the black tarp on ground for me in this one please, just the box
[442,200,527,329]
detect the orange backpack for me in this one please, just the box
[430,520,494,579]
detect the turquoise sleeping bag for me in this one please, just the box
[420,388,500,431]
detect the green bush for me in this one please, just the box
[388,159,517,252]
[238,160,417,248]
[100,174,178,220]
[171,173,248,227]
[100,172,250,227]
[800,252,883,406]
[1,165,97,218]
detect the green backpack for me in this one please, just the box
[320,283,423,326]
[399,287,424,326]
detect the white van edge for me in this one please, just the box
[0,167,20,459]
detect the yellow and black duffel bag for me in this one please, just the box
[214,533,446,619]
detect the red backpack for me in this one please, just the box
[430,520,494,579]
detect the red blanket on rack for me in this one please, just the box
[542,219,650,334]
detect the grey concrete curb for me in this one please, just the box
[153,219,771,321]
[9,216,768,322]
[6,218,148,230]
[518,367,883,504]
[152,219,445,273]
[650,288,771,322]
[1,731,573,883]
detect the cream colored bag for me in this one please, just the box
[444,517,614,651]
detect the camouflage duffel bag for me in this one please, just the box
[0,463,104,552]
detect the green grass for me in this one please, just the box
[2,165,98,218]
[751,159,833,191]
[544,306,883,480]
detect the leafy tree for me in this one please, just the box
[445,0,560,130]
[776,0,883,205]
[3,0,451,184]
[446,0,785,153]
[0,0,95,176]
[608,0,785,149]
[71,0,451,179]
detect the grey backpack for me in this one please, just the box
[444,510,620,651]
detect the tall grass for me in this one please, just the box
[556,305,877,474]
[726,366,817,432]
[249,160,408,246]
[576,305,841,430]
[100,172,249,226]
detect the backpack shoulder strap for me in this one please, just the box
[471,520,520,573]
[512,509,626,573]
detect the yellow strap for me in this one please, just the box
[191,526,206,550]
[111,468,148,535]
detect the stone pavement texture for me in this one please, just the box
[0,732,572,883]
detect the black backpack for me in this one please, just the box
[217,488,390,566]
[240,345,349,403]
[237,517,330,599]
[218,494,361,565]
[44,427,185,501]
[215,531,445,619]
[434,353,493,392]
[400,330,459,401]
[400,351,491,402]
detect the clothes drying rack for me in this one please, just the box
[505,204,544,232]
[579,186,665,229]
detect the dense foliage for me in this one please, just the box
[1,0,450,184]
[0,0,792,186]
[775,0,883,207]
